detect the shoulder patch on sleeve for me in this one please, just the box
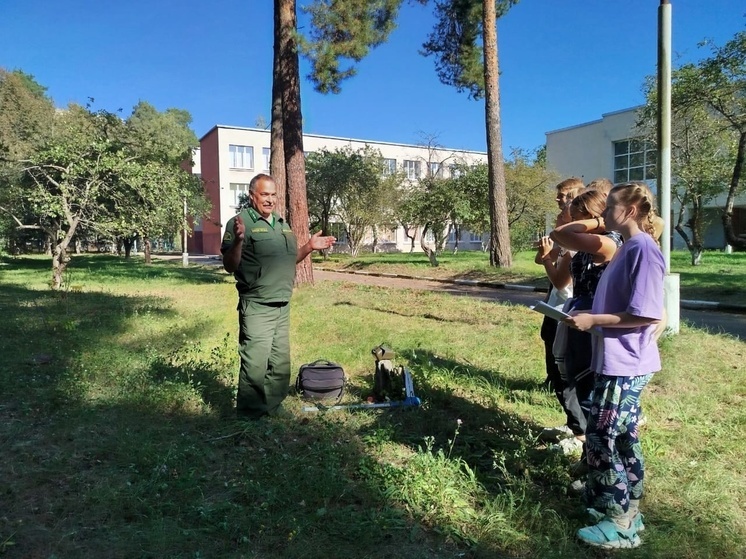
[223,231,233,242]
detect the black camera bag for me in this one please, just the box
[296,359,346,401]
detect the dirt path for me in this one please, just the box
[315,269,746,341]
[154,256,746,341]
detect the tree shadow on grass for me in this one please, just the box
[366,345,567,481]
[333,299,545,344]
[2,254,228,286]
[147,347,236,418]
[1,279,740,559]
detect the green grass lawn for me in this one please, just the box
[1,254,744,558]
[317,249,746,306]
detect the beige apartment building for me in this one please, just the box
[545,106,746,249]
[188,125,487,255]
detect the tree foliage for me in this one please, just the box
[108,101,206,262]
[300,0,409,93]
[668,31,746,249]
[420,0,519,99]
[0,69,55,163]
[447,151,557,253]
[0,69,57,253]
[640,78,735,264]
[0,75,208,287]
[305,146,399,256]
[399,175,467,265]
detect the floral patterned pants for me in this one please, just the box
[583,373,653,518]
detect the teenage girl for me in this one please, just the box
[549,190,622,451]
[564,182,665,549]
[535,178,584,437]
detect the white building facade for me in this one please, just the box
[190,125,488,255]
[545,107,746,249]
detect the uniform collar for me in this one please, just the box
[246,206,281,226]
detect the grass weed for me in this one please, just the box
[0,253,744,558]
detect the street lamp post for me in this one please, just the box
[182,196,189,267]
[658,0,680,334]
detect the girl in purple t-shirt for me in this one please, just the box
[564,182,665,550]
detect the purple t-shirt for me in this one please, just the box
[590,233,665,377]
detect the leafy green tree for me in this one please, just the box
[503,148,560,250]
[639,82,734,265]
[670,31,746,249]
[306,146,398,256]
[107,101,205,263]
[305,148,351,235]
[452,151,558,253]
[3,96,208,287]
[300,0,407,93]
[11,105,130,287]
[399,175,471,266]
[0,69,56,253]
[0,69,54,162]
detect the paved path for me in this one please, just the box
[315,269,746,341]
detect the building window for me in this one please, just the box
[229,183,250,207]
[403,159,421,180]
[229,145,254,169]
[428,162,441,177]
[262,148,270,170]
[613,138,656,183]
[449,164,463,178]
[383,158,397,176]
[469,231,482,242]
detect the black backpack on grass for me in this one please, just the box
[295,360,346,402]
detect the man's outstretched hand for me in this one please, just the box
[308,230,336,250]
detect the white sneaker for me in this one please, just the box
[539,424,574,442]
[551,436,584,455]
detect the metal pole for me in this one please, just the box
[182,196,189,267]
[658,0,680,334]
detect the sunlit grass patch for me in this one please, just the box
[0,253,744,558]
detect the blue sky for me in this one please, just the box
[1,1,744,153]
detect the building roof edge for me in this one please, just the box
[198,124,487,155]
[545,105,644,137]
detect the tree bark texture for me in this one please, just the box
[419,223,439,267]
[722,131,746,249]
[482,0,512,267]
[271,0,287,218]
[51,217,78,290]
[277,0,314,285]
[143,237,152,264]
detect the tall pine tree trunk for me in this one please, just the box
[483,0,512,267]
[278,0,313,284]
[271,0,287,218]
